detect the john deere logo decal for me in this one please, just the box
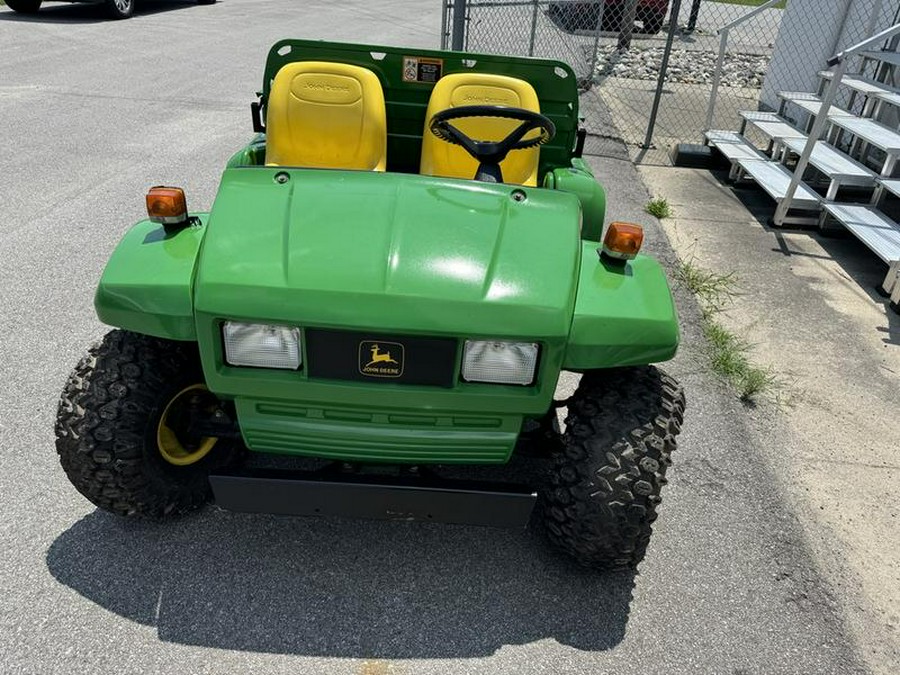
[359,341,404,378]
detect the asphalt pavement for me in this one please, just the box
[0,1,871,673]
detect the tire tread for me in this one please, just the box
[55,330,238,518]
[543,366,686,570]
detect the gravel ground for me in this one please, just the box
[596,46,770,88]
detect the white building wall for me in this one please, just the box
[760,0,899,111]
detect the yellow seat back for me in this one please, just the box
[266,61,387,171]
[420,73,542,186]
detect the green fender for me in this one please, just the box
[94,215,208,341]
[544,158,607,242]
[564,243,680,370]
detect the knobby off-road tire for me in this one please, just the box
[542,366,686,570]
[56,330,241,518]
[5,0,42,13]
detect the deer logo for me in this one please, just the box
[366,344,398,368]
[359,341,404,377]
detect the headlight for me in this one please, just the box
[223,321,301,370]
[461,340,539,385]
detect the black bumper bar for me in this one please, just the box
[209,469,537,528]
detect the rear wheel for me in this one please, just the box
[5,0,42,13]
[541,366,685,570]
[55,330,242,518]
[105,0,134,19]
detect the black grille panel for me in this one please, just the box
[305,329,458,387]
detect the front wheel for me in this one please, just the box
[55,330,242,518]
[541,366,685,570]
[4,0,42,13]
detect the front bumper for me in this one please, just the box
[209,468,536,528]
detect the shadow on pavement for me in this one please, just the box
[47,508,635,657]
[0,0,211,24]
[722,169,900,347]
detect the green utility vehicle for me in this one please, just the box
[55,40,685,570]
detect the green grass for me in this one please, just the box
[702,319,777,403]
[645,197,674,219]
[675,260,778,404]
[674,262,736,313]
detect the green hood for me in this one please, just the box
[194,168,582,339]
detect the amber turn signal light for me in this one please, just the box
[600,222,644,261]
[146,186,188,226]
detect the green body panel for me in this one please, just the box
[194,168,582,338]
[94,217,208,341]
[260,40,580,179]
[564,245,680,370]
[544,158,607,242]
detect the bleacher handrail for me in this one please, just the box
[828,20,900,66]
[716,0,784,35]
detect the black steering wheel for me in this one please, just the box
[429,105,556,184]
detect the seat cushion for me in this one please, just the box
[420,73,542,186]
[266,61,387,171]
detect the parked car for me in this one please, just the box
[3,0,215,20]
[548,0,671,35]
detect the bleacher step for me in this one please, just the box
[877,178,900,199]
[736,159,821,209]
[822,202,900,264]
[818,71,900,97]
[705,130,768,162]
[739,111,806,143]
[780,138,876,186]
[859,50,900,68]
[778,91,853,118]
[828,115,900,154]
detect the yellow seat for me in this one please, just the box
[266,61,387,171]
[420,73,542,186]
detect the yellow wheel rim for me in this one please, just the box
[156,384,219,466]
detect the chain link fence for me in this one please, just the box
[441,0,900,162]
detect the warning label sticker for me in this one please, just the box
[402,56,443,84]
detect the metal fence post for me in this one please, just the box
[586,2,607,84]
[441,0,449,49]
[617,0,641,51]
[643,0,683,148]
[528,0,539,56]
[687,0,701,32]
[451,0,467,51]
